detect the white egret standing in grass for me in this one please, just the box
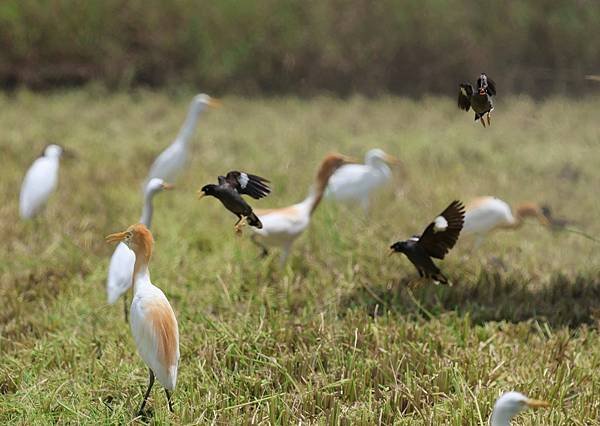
[325,148,401,212]
[19,144,64,219]
[106,178,173,320]
[145,94,219,185]
[250,153,354,265]
[106,224,179,416]
[490,392,549,425]
[462,196,554,246]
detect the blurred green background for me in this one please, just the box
[0,0,598,94]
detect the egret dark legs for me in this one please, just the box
[123,293,129,323]
[250,235,269,258]
[137,368,155,416]
[165,389,174,413]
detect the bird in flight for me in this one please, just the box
[458,73,496,127]
[389,200,465,285]
[198,171,271,233]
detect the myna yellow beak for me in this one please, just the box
[197,190,206,200]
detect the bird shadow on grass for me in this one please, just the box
[340,269,600,328]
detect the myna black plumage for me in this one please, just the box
[390,200,465,285]
[198,171,271,233]
[458,73,496,127]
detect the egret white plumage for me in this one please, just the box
[463,196,553,246]
[250,153,354,265]
[490,391,549,425]
[105,224,179,416]
[325,148,400,212]
[106,178,173,320]
[19,144,64,219]
[145,94,219,185]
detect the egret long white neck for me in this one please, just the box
[175,102,205,146]
[132,251,151,294]
[139,192,155,227]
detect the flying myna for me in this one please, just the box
[458,73,496,127]
[389,200,465,285]
[198,171,271,233]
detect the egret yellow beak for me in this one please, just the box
[208,98,222,108]
[525,399,550,409]
[161,183,175,191]
[383,153,402,165]
[105,231,128,244]
[197,190,206,200]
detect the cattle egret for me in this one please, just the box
[490,391,549,425]
[106,178,173,320]
[250,153,354,265]
[463,196,553,246]
[105,224,179,416]
[326,148,400,212]
[145,94,219,185]
[19,144,64,219]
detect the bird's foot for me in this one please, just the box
[486,112,491,126]
[234,216,248,235]
[480,117,486,128]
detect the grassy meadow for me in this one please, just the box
[1,90,600,424]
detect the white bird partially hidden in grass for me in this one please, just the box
[325,148,400,212]
[250,153,354,265]
[145,94,219,185]
[105,224,179,416]
[462,196,553,246]
[106,178,173,320]
[490,391,549,425]
[19,144,64,219]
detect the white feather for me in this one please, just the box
[463,197,515,235]
[433,216,448,232]
[239,172,249,188]
[19,146,62,219]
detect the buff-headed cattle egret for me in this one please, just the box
[107,178,173,320]
[250,153,354,265]
[105,224,179,416]
[389,200,465,285]
[463,196,554,246]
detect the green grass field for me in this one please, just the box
[1,90,599,424]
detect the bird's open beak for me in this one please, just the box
[161,183,175,191]
[383,153,402,165]
[479,88,486,95]
[105,231,128,244]
[525,399,550,409]
[197,190,206,200]
[208,98,222,108]
[388,248,396,256]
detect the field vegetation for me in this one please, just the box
[0,0,599,94]
[0,90,599,423]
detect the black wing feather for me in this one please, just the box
[458,84,473,111]
[417,200,465,260]
[224,171,271,199]
[486,77,497,96]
